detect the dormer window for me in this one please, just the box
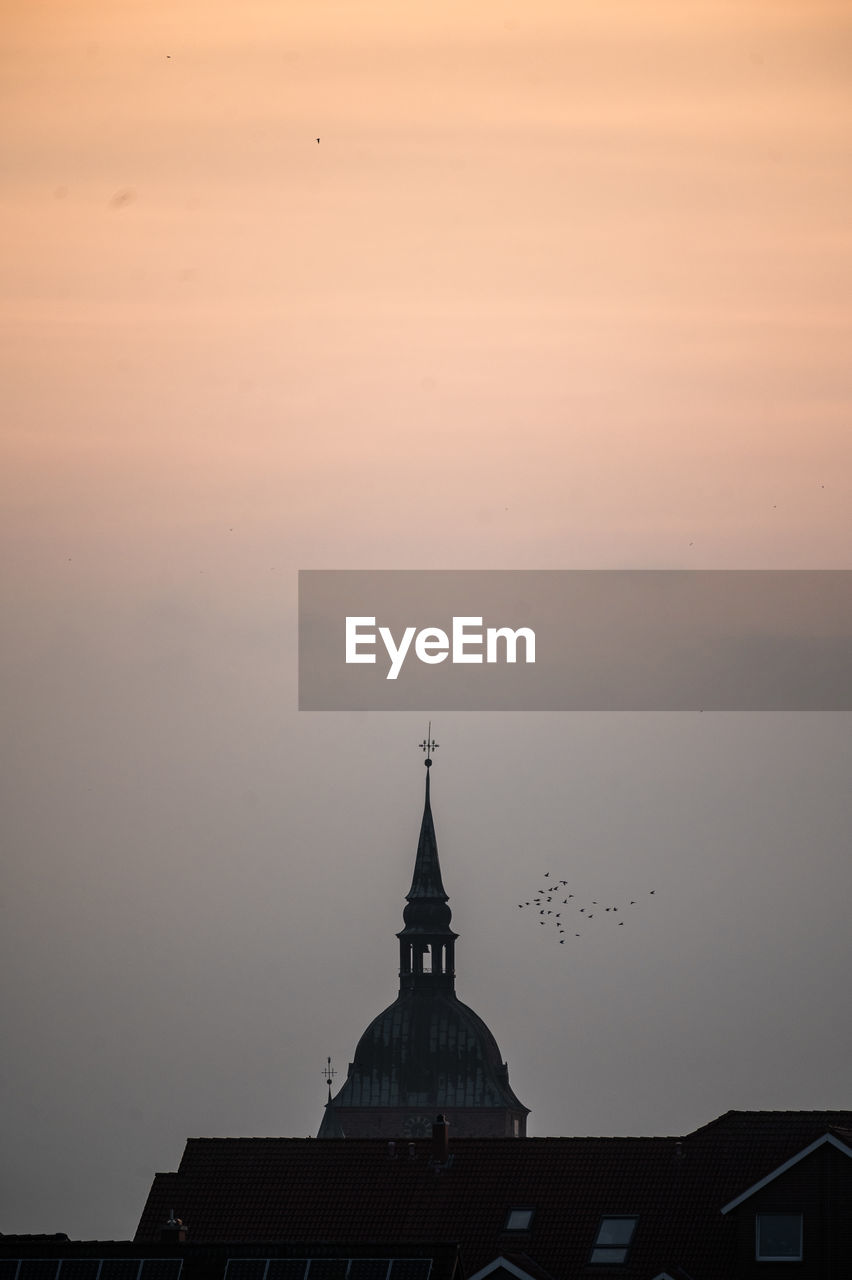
[504,1207,534,1231]
[756,1213,803,1261]
[589,1216,638,1264]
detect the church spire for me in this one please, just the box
[406,727,447,902]
[397,727,457,992]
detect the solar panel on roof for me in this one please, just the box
[265,1261,307,1280]
[18,1262,59,1280]
[99,1261,141,1280]
[224,1263,266,1280]
[139,1261,181,1280]
[57,1261,99,1280]
[304,1262,347,1280]
[389,1261,431,1280]
[346,1261,390,1280]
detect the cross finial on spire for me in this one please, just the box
[419,721,439,767]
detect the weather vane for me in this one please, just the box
[322,1056,337,1094]
[419,722,439,766]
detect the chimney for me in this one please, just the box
[160,1211,188,1244]
[431,1114,449,1163]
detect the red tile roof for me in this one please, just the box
[134,1112,852,1280]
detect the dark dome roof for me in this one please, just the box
[331,989,526,1111]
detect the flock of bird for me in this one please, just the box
[518,872,657,942]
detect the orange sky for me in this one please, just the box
[3,0,851,573]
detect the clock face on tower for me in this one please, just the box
[402,1114,433,1138]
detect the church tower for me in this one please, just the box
[318,733,529,1139]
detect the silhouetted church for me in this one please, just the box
[317,739,528,1139]
[4,743,852,1277]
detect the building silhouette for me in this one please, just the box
[318,746,528,1139]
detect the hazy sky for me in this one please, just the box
[2,0,851,1241]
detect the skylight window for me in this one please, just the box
[756,1213,803,1261]
[589,1217,638,1264]
[504,1208,534,1231]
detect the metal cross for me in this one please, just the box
[419,722,439,763]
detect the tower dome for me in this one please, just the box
[318,738,528,1139]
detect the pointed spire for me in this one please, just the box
[406,755,448,903]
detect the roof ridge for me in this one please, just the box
[686,1108,852,1135]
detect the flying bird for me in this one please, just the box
[518,874,659,950]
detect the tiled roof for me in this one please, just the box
[134,1112,852,1280]
[719,1127,852,1213]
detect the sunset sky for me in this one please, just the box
[2,0,851,1239]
